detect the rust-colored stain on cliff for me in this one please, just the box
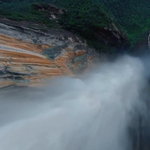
[0,34,51,53]
[0,34,75,87]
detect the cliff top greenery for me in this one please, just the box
[0,0,150,49]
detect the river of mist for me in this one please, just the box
[0,55,150,150]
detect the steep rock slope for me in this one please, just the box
[0,20,99,88]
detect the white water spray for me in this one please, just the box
[0,56,146,150]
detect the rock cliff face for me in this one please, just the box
[0,20,99,88]
[94,23,130,49]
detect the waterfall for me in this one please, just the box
[0,55,148,150]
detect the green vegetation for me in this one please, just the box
[0,0,59,28]
[0,0,111,32]
[98,0,150,46]
[55,0,120,53]
[58,0,111,37]
[0,0,150,49]
[0,0,114,53]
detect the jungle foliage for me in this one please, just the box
[0,0,150,48]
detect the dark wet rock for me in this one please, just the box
[42,44,67,59]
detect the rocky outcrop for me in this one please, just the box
[92,23,130,50]
[0,20,98,88]
[32,3,64,20]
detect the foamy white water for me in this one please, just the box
[0,56,146,150]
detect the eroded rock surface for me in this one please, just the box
[0,20,98,88]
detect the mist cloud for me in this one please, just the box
[0,55,147,150]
